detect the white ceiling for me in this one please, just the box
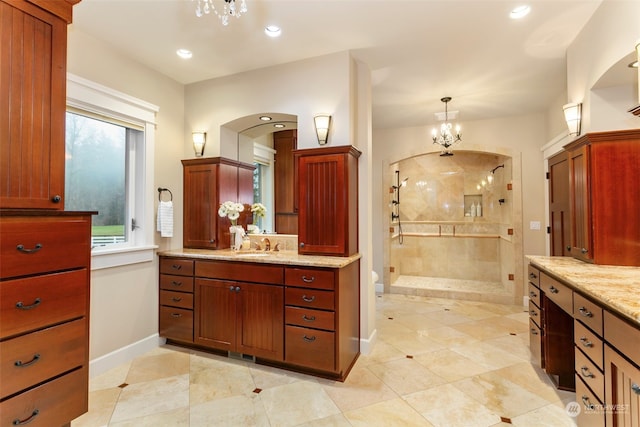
[71,0,629,130]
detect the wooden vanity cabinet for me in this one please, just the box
[527,265,544,368]
[182,158,254,249]
[547,151,570,257]
[295,146,361,257]
[564,129,640,266]
[159,258,195,343]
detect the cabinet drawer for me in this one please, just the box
[195,260,283,285]
[159,306,193,343]
[575,320,603,369]
[160,290,193,309]
[603,311,640,363]
[540,273,573,313]
[528,299,542,328]
[285,306,335,331]
[160,258,194,276]
[529,318,543,368]
[285,325,335,372]
[160,274,194,293]
[527,264,540,287]
[573,293,603,336]
[575,376,606,427]
[285,287,334,310]
[0,367,87,427]
[527,282,541,307]
[0,216,90,279]
[285,268,334,290]
[0,319,86,399]
[0,269,88,339]
[575,346,604,402]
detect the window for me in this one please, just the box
[66,74,159,269]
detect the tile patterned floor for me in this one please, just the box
[390,275,513,305]
[72,294,577,427]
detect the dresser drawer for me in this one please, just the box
[0,216,90,279]
[0,367,87,427]
[528,264,540,287]
[160,258,194,276]
[529,318,543,368]
[528,299,542,328]
[285,325,335,372]
[573,293,603,336]
[285,268,334,290]
[0,269,88,339]
[195,260,283,284]
[540,273,573,313]
[575,346,604,402]
[159,306,193,343]
[160,290,194,309]
[0,319,86,399]
[603,311,640,363]
[527,282,541,307]
[575,376,605,427]
[160,274,194,293]
[285,287,334,310]
[575,320,603,369]
[285,306,335,331]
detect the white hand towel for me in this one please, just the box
[157,201,173,237]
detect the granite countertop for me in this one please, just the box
[527,255,640,326]
[158,248,361,269]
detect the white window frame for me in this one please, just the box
[67,73,159,270]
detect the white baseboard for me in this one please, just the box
[375,282,384,293]
[360,328,377,355]
[89,334,164,378]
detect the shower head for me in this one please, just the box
[490,164,505,174]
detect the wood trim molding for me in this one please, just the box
[26,0,80,23]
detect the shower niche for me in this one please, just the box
[464,194,483,218]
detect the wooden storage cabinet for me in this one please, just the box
[527,264,543,367]
[159,258,195,343]
[182,158,254,249]
[0,212,91,426]
[547,151,571,257]
[564,130,640,266]
[295,146,360,256]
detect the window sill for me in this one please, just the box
[91,245,159,270]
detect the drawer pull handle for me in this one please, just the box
[172,297,182,302]
[580,366,595,378]
[578,307,593,318]
[581,396,593,409]
[529,291,537,298]
[302,335,316,343]
[549,286,559,294]
[529,310,537,316]
[171,264,182,270]
[14,354,41,368]
[12,409,39,426]
[530,329,539,336]
[302,275,315,283]
[171,313,182,318]
[16,243,43,254]
[529,273,537,279]
[581,248,588,254]
[171,281,183,287]
[632,383,640,395]
[579,337,593,348]
[302,315,316,322]
[302,295,315,303]
[15,298,41,310]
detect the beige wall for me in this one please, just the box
[67,27,185,364]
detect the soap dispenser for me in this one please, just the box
[470,202,476,217]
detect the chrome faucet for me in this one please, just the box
[261,237,271,251]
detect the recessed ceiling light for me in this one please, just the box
[274,123,285,128]
[510,5,531,19]
[176,49,193,59]
[265,25,282,38]
[259,116,272,121]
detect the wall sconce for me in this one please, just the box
[192,131,206,157]
[563,102,582,136]
[314,115,331,145]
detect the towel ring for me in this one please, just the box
[158,187,173,202]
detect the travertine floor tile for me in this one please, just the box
[367,357,446,396]
[343,398,434,427]
[319,364,397,412]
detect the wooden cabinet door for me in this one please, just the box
[605,345,640,426]
[548,151,570,256]
[0,1,67,209]
[568,144,592,262]
[183,163,218,249]
[236,282,284,361]
[274,130,298,234]
[194,278,236,351]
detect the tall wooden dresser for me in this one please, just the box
[0,1,90,426]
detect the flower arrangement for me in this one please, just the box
[218,201,244,226]
[251,202,267,219]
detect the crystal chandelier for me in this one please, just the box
[194,0,247,26]
[432,97,462,156]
